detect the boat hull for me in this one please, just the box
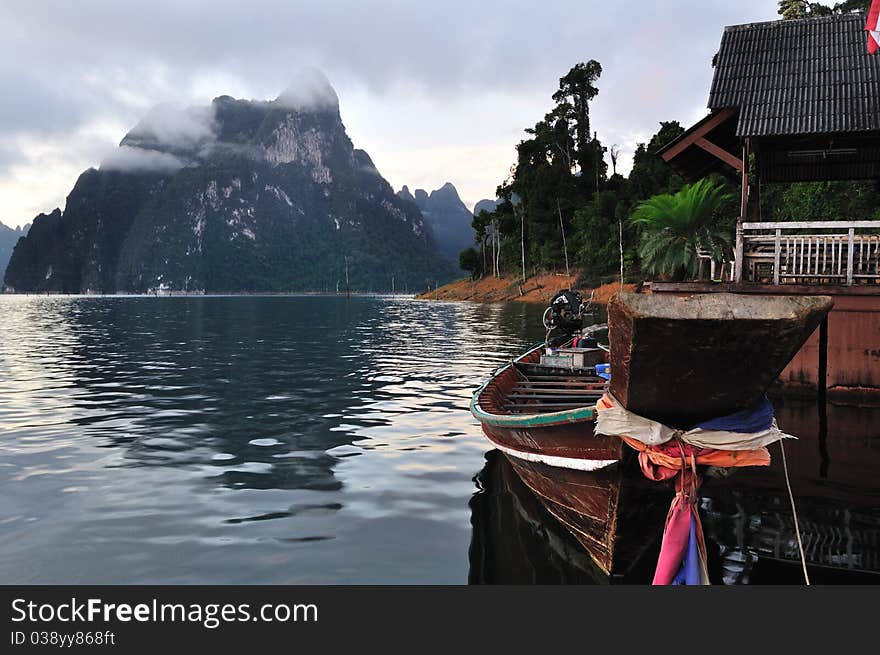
[501,450,670,577]
[608,292,834,426]
[468,450,614,584]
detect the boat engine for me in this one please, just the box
[543,289,587,344]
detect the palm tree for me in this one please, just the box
[630,178,733,281]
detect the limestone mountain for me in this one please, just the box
[0,222,29,282]
[4,73,455,293]
[397,182,476,264]
[473,198,501,216]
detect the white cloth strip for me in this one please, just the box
[594,393,795,451]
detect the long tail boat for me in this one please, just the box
[469,333,669,576]
[470,290,834,578]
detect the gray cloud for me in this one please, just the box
[0,2,780,104]
[0,65,92,137]
[276,67,339,111]
[123,103,217,149]
[0,0,782,226]
[100,145,186,173]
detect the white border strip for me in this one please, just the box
[494,443,618,472]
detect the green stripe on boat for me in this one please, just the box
[470,343,596,428]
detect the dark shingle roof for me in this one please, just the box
[709,12,880,137]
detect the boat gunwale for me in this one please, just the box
[470,343,598,428]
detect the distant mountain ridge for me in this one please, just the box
[397,182,475,265]
[0,222,29,282]
[4,71,455,293]
[473,198,501,216]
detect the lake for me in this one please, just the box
[1,295,878,584]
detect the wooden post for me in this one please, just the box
[734,138,750,284]
[757,171,763,222]
[734,222,744,284]
[495,226,500,278]
[817,317,829,478]
[773,228,781,285]
[846,227,855,286]
[818,315,828,403]
[520,206,526,284]
[619,215,625,290]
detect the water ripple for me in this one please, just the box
[0,295,549,583]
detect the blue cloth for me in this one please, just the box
[595,363,611,381]
[696,395,774,433]
[672,514,703,585]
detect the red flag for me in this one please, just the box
[869,0,880,54]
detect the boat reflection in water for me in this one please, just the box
[698,397,880,584]
[468,450,667,584]
[469,398,880,585]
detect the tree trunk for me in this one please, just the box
[618,215,624,290]
[520,207,526,284]
[557,198,570,278]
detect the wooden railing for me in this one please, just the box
[735,221,880,286]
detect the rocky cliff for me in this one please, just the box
[4,71,455,293]
[397,182,475,265]
[0,222,29,282]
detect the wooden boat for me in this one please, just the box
[608,292,833,427]
[470,339,669,576]
[471,291,833,578]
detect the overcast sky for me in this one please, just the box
[0,1,781,228]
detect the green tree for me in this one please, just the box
[459,247,481,280]
[571,121,689,285]
[573,191,623,286]
[778,0,869,18]
[778,0,810,18]
[833,1,871,11]
[552,61,606,194]
[760,180,880,221]
[496,61,608,273]
[627,121,686,199]
[630,179,733,280]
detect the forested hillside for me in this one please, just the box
[461,0,879,287]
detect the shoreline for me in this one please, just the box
[416,271,639,305]
[0,291,417,298]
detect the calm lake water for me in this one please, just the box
[1,295,878,584]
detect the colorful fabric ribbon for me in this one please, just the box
[594,392,780,586]
[649,443,710,585]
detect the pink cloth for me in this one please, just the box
[652,497,694,585]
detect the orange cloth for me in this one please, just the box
[620,435,770,481]
[596,395,615,410]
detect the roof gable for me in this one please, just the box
[709,12,880,137]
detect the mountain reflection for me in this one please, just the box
[0,294,547,583]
